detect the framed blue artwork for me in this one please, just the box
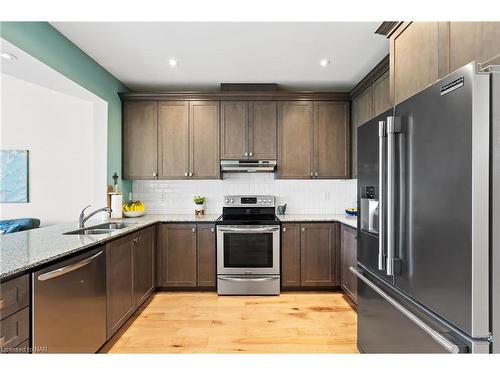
[0,150,29,203]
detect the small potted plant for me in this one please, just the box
[194,196,206,216]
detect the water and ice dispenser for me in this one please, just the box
[360,185,379,235]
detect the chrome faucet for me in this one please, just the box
[78,205,112,228]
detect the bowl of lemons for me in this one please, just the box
[345,207,358,217]
[122,201,145,217]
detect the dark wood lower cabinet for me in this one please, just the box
[157,224,197,287]
[106,233,135,339]
[196,224,216,287]
[133,226,156,306]
[341,224,358,304]
[281,222,340,288]
[281,224,301,287]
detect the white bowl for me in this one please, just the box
[123,210,145,218]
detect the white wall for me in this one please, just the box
[0,74,104,225]
[133,174,357,215]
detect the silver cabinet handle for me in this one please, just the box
[189,172,193,177]
[37,251,103,281]
[350,266,461,353]
[192,227,196,233]
[283,227,287,232]
[217,276,279,282]
[378,120,387,271]
[153,172,158,177]
[217,225,280,233]
[244,152,248,157]
[310,172,313,177]
[249,152,253,157]
[184,172,188,177]
[386,116,400,276]
[210,227,214,232]
[301,227,305,232]
[314,172,318,177]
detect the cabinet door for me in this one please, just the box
[313,101,350,179]
[277,101,313,179]
[158,101,189,178]
[133,226,155,307]
[373,70,391,117]
[197,224,216,287]
[448,22,500,72]
[190,101,220,179]
[351,87,373,178]
[391,22,439,104]
[106,233,135,339]
[220,101,248,159]
[158,224,197,287]
[281,224,301,287]
[300,223,337,287]
[341,224,358,304]
[249,101,277,159]
[123,101,158,179]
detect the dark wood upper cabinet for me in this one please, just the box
[190,101,220,179]
[221,101,248,159]
[133,226,155,307]
[373,70,391,117]
[158,101,189,178]
[281,224,301,287]
[313,101,350,179]
[248,101,277,159]
[123,101,158,179]
[196,224,216,287]
[157,224,197,287]
[300,223,337,287]
[277,101,313,178]
[340,224,357,304]
[106,233,135,339]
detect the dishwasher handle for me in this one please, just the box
[37,251,103,281]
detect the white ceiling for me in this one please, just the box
[51,22,389,91]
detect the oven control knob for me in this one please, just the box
[225,199,230,203]
[230,199,234,203]
[258,199,262,203]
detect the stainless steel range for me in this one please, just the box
[216,195,280,295]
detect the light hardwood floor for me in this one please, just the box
[100,291,358,354]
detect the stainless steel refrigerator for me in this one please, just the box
[354,62,499,353]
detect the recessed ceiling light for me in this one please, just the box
[168,58,178,67]
[1,52,17,60]
[320,59,331,67]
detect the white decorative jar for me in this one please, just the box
[195,203,205,216]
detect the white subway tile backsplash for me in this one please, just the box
[132,174,357,215]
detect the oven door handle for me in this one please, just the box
[217,276,280,282]
[217,226,280,233]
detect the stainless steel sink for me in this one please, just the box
[63,222,132,235]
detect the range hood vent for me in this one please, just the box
[221,160,277,173]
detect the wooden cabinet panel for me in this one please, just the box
[373,70,391,117]
[341,224,357,304]
[300,223,337,287]
[197,224,216,287]
[106,233,135,339]
[0,307,29,350]
[277,101,313,178]
[221,101,248,159]
[0,274,29,320]
[158,101,189,178]
[281,224,301,287]
[123,101,158,179]
[314,101,349,178]
[249,101,277,159]
[133,226,155,307]
[449,22,500,72]
[190,101,220,179]
[158,224,197,287]
[352,86,374,127]
[391,22,439,104]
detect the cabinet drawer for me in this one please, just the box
[0,307,29,350]
[0,274,29,319]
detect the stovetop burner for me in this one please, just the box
[216,195,280,226]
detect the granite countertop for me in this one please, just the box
[0,212,356,281]
[277,214,357,229]
[0,214,219,281]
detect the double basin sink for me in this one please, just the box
[63,222,132,235]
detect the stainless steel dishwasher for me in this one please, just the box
[32,247,106,353]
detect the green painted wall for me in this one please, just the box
[0,22,132,197]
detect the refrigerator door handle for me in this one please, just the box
[350,266,462,353]
[378,120,387,271]
[386,116,401,276]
